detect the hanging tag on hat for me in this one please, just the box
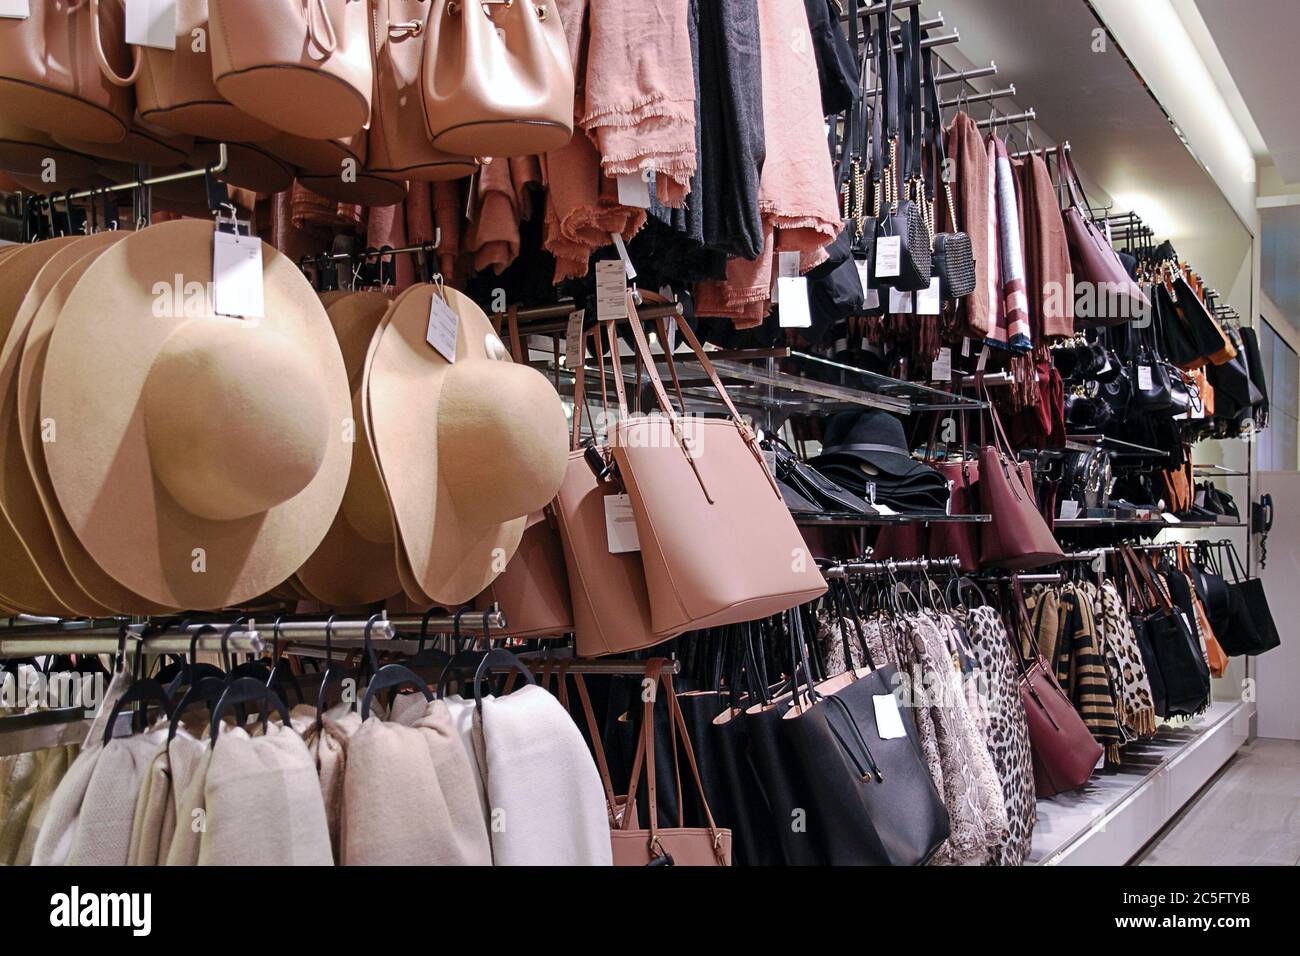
[596,260,628,322]
[212,209,263,319]
[0,1,30,19]
[425,280,459,363]
[125,0,177,49]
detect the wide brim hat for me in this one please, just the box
[365,284,568,606]
[0,231,178,615]
[808,409,927,479]
[296,292,401,607]
[41,219,352,609]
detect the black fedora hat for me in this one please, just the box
[808,409,926,479]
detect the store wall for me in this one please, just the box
[1255,471,1300,740]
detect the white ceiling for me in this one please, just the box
[1192,0,1300,185]
[913,0,1251,294]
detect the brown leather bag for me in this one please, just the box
[209,0,373,140]
[1177,545,1228,678]
[370,0,478,181]
[123,0,278,142]
[0,0,134,144]
[551,320,665,657]
[1058,145,1149,324]
[1010,583,1102,797]
[612,295,828,635]
[975,380,1064,569]
[473,311,573,638]
[422,0,575,157]
[606,661,732,866]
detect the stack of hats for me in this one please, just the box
[0,221,568,614]
[808,410,950,513]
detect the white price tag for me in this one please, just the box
[616,169,652,208]
[604,494,641,553]
[931,347,952,383]
[425,293,460,363]
[873,502,898,516]
[875,235,901,277]
[609,232,636,280]
[0,0,30,18]
[854,259,880,310]
[873,695,907,740]
[777,277,812,328]
[915,277,941,315]
[1160,511,1181,524]
[126,0,177,50]
[961,336,971,357]
[976,344,990,372]
[772,250,801,303]
[887,286,912,314]
[1137,364,1153,391]
[595,260,628,322]
[564,309,584,371]
[1059,500,1080,520]
[211,229,263,319]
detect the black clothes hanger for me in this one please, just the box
[209,621,291,744]
[102,624,174,745]
[167,624,227,742]
[435,608,486,698]
[360,613,433,720]
[404,608,455,673]
[314,615,357,736]
[265,617,304,708]
[471,647,538,712]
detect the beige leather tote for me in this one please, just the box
[611,294,828,635]
[422,0,574,157]
[370,0,477,181]
[0,0,134,144]
[551,321,668,658]
[209,0,374,140]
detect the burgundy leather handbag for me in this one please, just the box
[1010,584,1102,797]
[1058,144,1149,325]
[976,383,1064,569]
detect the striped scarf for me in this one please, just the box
[1031,586,1124,760]
[986,135,1031,352]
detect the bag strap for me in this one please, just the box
[89,0,144,87]
[568,671,620,820]
[620,291,779,503]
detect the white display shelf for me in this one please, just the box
[1029,699,1251,865]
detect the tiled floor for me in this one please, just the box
[1134,737,1300,866]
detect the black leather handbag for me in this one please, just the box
[874,3,931,294]
[1123,549,1209,717]
[778,592,949,865]
[1129,314,1174,412]
[1218,544,1280,656]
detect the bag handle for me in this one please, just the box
[303,0,340,56]
[566,671,620,822]
[89,0,144,87]
[620,291,779,504]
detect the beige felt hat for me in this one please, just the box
[12,233,178,615]
[365,284,568,606]
[296,292,401,607]
[40,219,353,610]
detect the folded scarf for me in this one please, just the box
[988,136,1031,351]
[474,685,612,866]
[1018,151,1073,340]
[197,724,332,866]
[342,700,491,866]
[582,0,697,204]
[127,731,204,866]
[32,728,166,865]
[945,113,991,338]
[304,705,364,864]
[1042,586,1123,759]
[542,137,646,282]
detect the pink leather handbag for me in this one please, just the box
[208,0,373,140]
[550,321,666,658]
[0,0,134,144]
[611,295,828,635]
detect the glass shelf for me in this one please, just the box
[1054,517,1244,530]
[1063,434,1169,457]
[794,511,992,528]
[1193,464,1248,477]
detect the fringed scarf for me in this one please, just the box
[987,135,1031,352]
